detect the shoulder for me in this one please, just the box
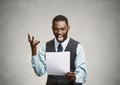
[46,39,54,45]
[69,38,80,44]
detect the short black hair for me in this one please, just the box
[52,15,68,25]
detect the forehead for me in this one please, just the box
[53,21,67,27]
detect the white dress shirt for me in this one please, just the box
[31,37,87,83]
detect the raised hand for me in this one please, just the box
[28,33,40,56]
[64,72,76,81]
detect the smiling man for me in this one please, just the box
[28,15,87,85]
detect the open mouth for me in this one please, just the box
[57,35,64,41]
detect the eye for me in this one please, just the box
[61,27,66,31]
[61,28,64,31]
[53,28,58,31]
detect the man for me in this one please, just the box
[28,15,87,85]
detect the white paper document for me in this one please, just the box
[46,52,70,75]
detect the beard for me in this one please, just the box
[56,34,68,43]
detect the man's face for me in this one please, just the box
[52,21,70,43]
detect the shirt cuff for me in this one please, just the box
[32,55,39,63]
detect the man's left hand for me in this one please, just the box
[64,72,76,81]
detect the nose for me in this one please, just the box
[58,29,62,34]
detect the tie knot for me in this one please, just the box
[57,43,63,52]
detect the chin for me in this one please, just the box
[56,37,65,43]
[59,40,65,43]
[57,39,63,43]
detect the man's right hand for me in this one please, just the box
[28,33,40,56]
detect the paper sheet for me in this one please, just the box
[46,52,70,75]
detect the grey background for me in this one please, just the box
[0,0,120,85]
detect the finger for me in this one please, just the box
[65,76,76,81]
[34,40,40,45]
[66,72,75,75]
[67,75,76,79]
[32,36,34,42]
[67,72,75,74]
[28,33,31,42]
[35,41,40,45]
[70,77,75,81]
[66,73,75,77]
[67,74,75,77]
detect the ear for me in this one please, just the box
[68,25,70,31]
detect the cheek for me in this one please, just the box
[63,31,68,36]
[53,32,58,36]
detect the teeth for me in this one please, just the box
[58,35,63,41]
[58,35,62,38]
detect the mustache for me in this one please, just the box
[56,34,63,37]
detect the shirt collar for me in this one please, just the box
[54,36,70,52]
